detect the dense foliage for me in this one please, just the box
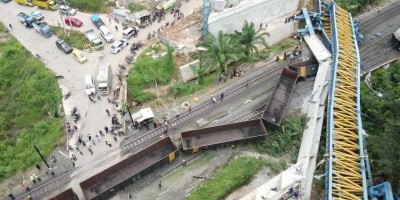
[127,44,175,103]
[336,0,380,14]
[361,62,400,189]
[67,0,106,12]
[0,27,63,180]
[256,114,308,162]
[186,157,265,200]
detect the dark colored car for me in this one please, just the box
[55,39,73,54]
[2,0,12,3]
[65,17,83,28]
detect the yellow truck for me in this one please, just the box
[15,0,34,6]
[33,0,57,10]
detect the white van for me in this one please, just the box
[84,75,96,95]
[122,27,138,39]
[99,26,114,43]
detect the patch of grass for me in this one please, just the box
[270,38,298,53]
[186,157,264,200]
[168,74,214,97]
[264,159,287,174]
[256,114,307,161]
[0,28,63,181]
[127,44,175,104]
[68,0,106,12]
[50,26,89,50]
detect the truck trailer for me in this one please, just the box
[32,21,52,38]
[33,0,57,10]
[393,28,400,51]
[15,0,34,6]
[97,63,112,95]
[84,29,104,50]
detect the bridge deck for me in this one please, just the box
[327,5,367,199]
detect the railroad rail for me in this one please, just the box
[120,56,309,154]
[359,2,400,32]
[326,5,368,199]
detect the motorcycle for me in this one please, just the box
[73,113,80,122]
[64,91,71,100]
[71,107,77,115]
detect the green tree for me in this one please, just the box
[238,21,269,62]
[197,31,241,77]
[361,62,400,189]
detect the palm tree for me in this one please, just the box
[239,20,269,62]
[197,31,241,77]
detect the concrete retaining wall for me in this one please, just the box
[208,0,299,45]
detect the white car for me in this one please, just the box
[84,75,96,95]
[110,39,129,54]
[99,26,114,43]
[60,5,77,16]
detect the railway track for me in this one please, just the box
[230,79,315,124]
[360,3,400,33]
[120,57,310,154]
[360,33,393,55]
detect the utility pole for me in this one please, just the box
[34,144,50,169]
[126,104,134,124]
[155,80,160,99]
[58,3,67,35]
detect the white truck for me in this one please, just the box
[97,63,112,95]
[84,29,104,50]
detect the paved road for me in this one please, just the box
[0,1,202,199]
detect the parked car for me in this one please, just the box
[72,49,87,63]
[29,10,44,21]
[84,75,96,95]
[99,26,114,43]
[110,39,129,54]
[59,5,77,16]
[55,39,73,54]
[65,17,83,27]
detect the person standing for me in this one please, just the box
[220,92,224,100]
[99,130,105,136]
[115,25,118,31]
[9,23,12,30]
[104,126,109,133]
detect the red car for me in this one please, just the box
[65,17,83,27]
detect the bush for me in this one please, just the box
[336,0,380,14]
[256,114,307,159]
[67,0,106,12]
[128,2,147,12]
[186,157,265,200]
[0,31,62,181]
[127,44,175,103]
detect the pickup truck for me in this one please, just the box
[17,12,35,28]
[29,11,44,21]
[90,15,105,29]
[32,21,52,38]
[33,0,57,10]
[15,0,34,6]
[84,29,104,50]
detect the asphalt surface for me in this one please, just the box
[0,1,202,199]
